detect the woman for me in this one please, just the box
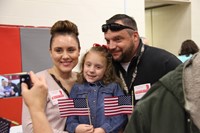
[22,20,81,133]
[178,39,199,63]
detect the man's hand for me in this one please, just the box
[21,71,48,112]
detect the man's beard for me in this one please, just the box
[119,42,135,63]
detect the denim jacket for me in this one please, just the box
[66,81,128,133]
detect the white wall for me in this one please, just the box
[191,0,200,45]
[145,9,153,45]
[145,3,191,56]
[145,0,200,56]
[0,0,144,71]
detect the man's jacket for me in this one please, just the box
[124,52,200,133]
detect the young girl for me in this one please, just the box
[66,44,128,133]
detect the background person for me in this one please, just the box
[1,79,15,97]
[124,52,200,133]
[102,14,181,104]
[0,86,5,98]
[8,80,20,96]
[22,20,81,133]
[66,44,128,133]
[178,39,199,63]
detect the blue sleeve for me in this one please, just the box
[66,116,79,133]
[102,115,128,133]
[101,83,128,133]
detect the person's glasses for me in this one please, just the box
[102,23,135,32]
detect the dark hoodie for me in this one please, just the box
[124,52,200,133]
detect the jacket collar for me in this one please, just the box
[183,52,200,129]
[159,63,184,106]
[159,52,200,129]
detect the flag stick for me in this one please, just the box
[131,90,134,110]
[2,117,19,125]
[86,96,92,125]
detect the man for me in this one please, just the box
[8,80,20,96]
[1,79,15,97]
[124,52,200,133]
[102,14,181,104]
[0,87,5,98]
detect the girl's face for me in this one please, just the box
[50,35,80,73]
[83,51,107,83]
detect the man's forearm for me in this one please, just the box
[30,111,53,133]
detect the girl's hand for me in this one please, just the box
[94,127,106,133]
[75,124,94,133]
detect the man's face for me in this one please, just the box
[104,21,138,63]
[1,80,7,87]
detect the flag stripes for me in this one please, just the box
[58,98,90,118]
[58,96,133,118]
[0,117,11,133]
[104,96,133,116]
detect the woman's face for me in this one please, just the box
[50,34,80,73]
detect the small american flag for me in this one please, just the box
[58,98,90,118]
[104,95,133,116]
[0,117,11,133]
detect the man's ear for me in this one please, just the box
[132,31,139,42]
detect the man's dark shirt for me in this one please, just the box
[113,40,181,104]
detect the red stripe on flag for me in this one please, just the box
[104,96,133,116]
[58,98,90,118]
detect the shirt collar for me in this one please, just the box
[87,80,104,87]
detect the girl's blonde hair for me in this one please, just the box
[78,45,122,86]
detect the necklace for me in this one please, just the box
[120,44,145,94]
[50,74,70,96]
[48,68,77,95]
